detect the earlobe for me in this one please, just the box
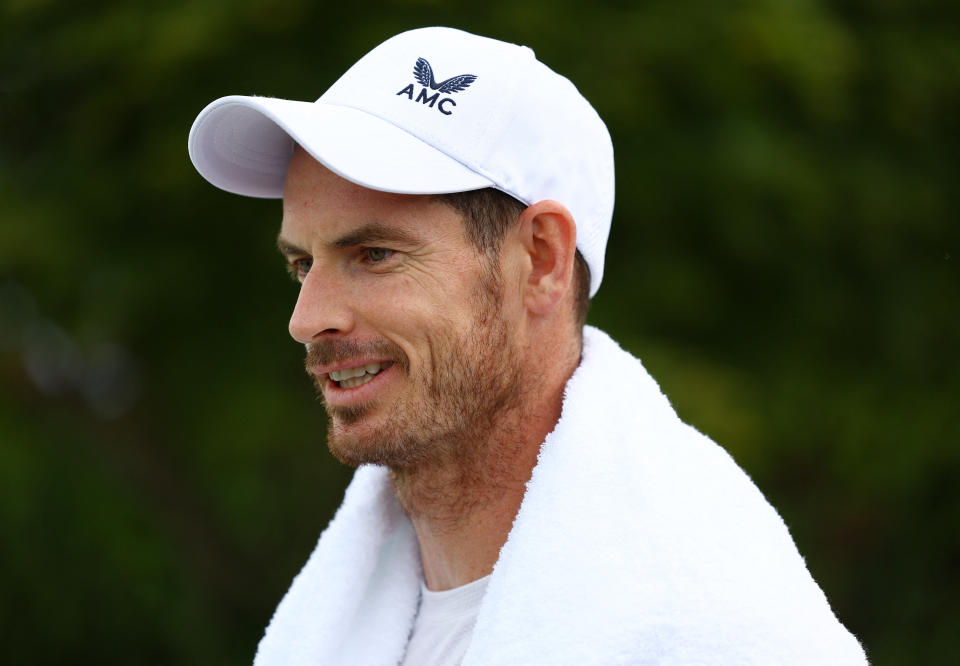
[518,200,577,316]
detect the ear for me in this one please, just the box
[516,200,577,316]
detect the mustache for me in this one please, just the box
[304,338,410,374]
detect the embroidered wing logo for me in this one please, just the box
[413,57,477,94]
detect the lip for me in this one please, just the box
[319,361,399,408]
[309,357,395,377]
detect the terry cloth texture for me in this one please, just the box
[253,326,869,666]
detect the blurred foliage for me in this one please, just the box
[1,0,957,663]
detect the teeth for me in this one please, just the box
[329,362,383,384]
[339,373,377,389]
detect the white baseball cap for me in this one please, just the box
[188,26,614,296]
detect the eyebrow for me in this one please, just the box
[277,222,424,256]
[276,237,306,257]
[330,222,423,250]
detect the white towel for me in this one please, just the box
[254,326,868,665]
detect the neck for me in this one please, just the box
[392,334,579,591]
[393,452,535,590]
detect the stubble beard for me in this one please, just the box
[305,266,525,476]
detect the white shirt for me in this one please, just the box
[400,575,490,666]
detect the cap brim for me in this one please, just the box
[188,95,494,198]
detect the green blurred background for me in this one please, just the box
[1,0,957,663]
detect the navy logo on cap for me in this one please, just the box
[413,58,477,93]
[396,57,477,116]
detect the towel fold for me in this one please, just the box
[255,326,868,665]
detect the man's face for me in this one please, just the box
[278,149,524,469]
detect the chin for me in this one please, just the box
[325,415,430,469]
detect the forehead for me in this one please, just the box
[280,147,465,245]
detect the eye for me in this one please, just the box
[287,257,312,281]
[365,247,394,263]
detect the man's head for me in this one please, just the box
[188,27,614,467]
[278,147,578,468]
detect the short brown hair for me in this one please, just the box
[436,189,591,329]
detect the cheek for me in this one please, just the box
[382,269,472,315]
[348,279,437,348]
[348,251,488,337]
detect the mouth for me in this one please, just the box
[326,360,395,389]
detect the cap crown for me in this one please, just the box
[320,27,614,296]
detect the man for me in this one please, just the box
[189,27,867,665]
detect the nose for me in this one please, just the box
[287,266,356,344]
